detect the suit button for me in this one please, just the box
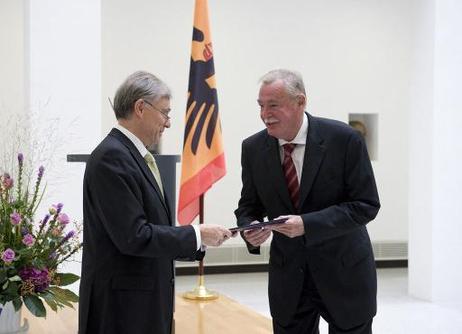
[171,278,175,285]
[299,267,304,274]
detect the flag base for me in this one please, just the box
[182,275,219,301]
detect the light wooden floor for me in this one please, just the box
[175,294,272,334]
[21,294,272,333]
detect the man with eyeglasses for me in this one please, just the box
[79,71,232,334]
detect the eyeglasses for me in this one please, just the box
[143,100,171,122]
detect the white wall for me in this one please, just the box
[431,0,462,300]
[27,0,102,291]
[408,0,435,301]
[0,0,26,115]
[102,0,415,245]
[0,0,27,162]
[409,0,462,301]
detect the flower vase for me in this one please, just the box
[0,302,29,333]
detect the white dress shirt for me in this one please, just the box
[278,113,309,182]
[114,124,202,249]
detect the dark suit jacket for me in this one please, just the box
[235,113,380,329]
[79,128,203,334]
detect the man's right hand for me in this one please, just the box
[199,225,233,247]
[243,221,272,247]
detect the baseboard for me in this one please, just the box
[176,264,269,276]
[376,259,408,268]
[175,260,408,276]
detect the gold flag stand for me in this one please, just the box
[183,194,219,301]
[183,274,218,301]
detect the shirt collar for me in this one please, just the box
[114,123,149,158]
[278,113,309,146]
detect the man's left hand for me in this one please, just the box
[270,215,305,238]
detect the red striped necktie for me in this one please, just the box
[282,143,300,210]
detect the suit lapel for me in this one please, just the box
[263,135,295,212]
[299,114,326,206]
[109,129,170,215]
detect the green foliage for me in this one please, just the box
[55,273,80,286]
[24,295,46,317]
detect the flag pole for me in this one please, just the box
[183,193,218,300]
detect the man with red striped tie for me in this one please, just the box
[235,69,380,334]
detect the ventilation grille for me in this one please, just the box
[372,241,408,260]
[176,241,408,267]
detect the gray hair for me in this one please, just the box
[113,71,171,119]
[259,69,306,97]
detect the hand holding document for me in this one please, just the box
[233,219,288,247]
[200,224,233,247]
[269,215,305,238]
[229,218,288,233]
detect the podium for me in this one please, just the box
[67,153,180,224]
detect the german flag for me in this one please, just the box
[178,0,226,225]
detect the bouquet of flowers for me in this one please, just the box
[0,153,82,317]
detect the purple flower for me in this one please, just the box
[38,166,45,178]
[18,153,24,166]
[10,211,21,225]
[41,214,50,227]
[2,173,13,189]
[56,230,75,249]
[21,226,29,236]
[19,267,51,292]
[64,230,75,241]
[22,234,36,247]
[57,213,70,225]
[1,249,15,264]
[48,252,57,260]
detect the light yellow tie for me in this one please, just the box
[144,152,164,197]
